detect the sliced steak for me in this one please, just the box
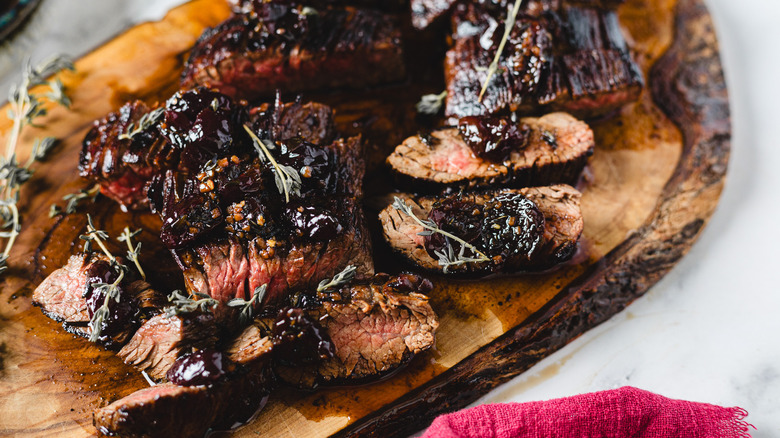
[32,253,158,347]
[93,372,269,438]
[118,313,217,380]
[180,5,405,101]
[387,112,593,190]
[225,324,274,367]
[379,185,583,274]
[276,273,438,388]
[444,3,642,118]
[164,132,374,312]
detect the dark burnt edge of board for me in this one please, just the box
[336,0,730,436]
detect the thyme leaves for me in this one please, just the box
[391,197,490,273]
[227,284,267,325]
[243,124,302,203]
[164,290,219,318]
[117,107,164,141]
[49,184,101,217]
[317,265,357,293]
[118,227,145,281]
[416,91,447,115]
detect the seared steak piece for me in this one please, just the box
[118,313,218,380]
[276,273,438,389]
[387,112,593,190]
[32,253,159,347]
[226,324,274,367]
[380,185,583,274]
[180,4,405,101]
[444,2,642,118]
[94,371,270,438]
[410,0,626,29]
[153,119,374,311]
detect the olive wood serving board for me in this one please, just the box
[0,0,729,436]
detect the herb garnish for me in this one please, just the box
[243,124,302,203]
[317,265,356,292]
[391,197,490,273]
[228,284,267,325]
[79,215,126,342]
[0,55,74,274]
[416,91,447,115]
[118,226,145,281]
[49,184,101,217]
[117,107,164,141]
[478,0,524,102]
[164,290,219,317]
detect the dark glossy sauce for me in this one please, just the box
[272,308,335,366]
[167,349,232,386]
[458,115,530,162]
[83,260,139,346]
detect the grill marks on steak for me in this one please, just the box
[388,112,593,190]
[379,185,583,274]
[180,4,405,101]
[444,2,643,118]
[276,273,438,388]
[118,313,218,381]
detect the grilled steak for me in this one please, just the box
[380,185,583,274]
[80,88,336,211]
[94,370,270,438]
[410,0,626,29]
[32,253,162,347]
[276,273,438,388]
[118,313,218,380]
[444,2,642,118]
[226,324,274,367]
[169,133,374,309]
[388,112,593,190]
[180,4,405,101]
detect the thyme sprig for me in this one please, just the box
[243,124,302,203]
[0,55,74,274]
[478,0,524,102]
[164,290,219,317]
[79,215,126,343]
[416,91,447,115]
[228,284,267,325]
[49,184,100,217]
[117,107,164,141]
[317,265,356,293]
[391,197,490,273]
[118,226,145,281]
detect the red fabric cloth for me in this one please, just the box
[421,387,754,438]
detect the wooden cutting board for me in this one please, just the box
[0,0,729,436]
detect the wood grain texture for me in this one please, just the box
[0,0,729,436]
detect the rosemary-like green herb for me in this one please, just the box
[228,284,267,325]
[391,197,490,273]
[79,215,126,342]
[49,184,100,217]
[478,0,524,102]
[416,91,447,115]
[164,290,219,317]
[118,226,145,281]
[117,107,164,141]
[243,125,302,203]
[0,55,74,274]
[317,265,356,292]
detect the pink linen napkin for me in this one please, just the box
[421,387,754,438]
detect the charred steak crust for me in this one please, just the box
[180,5,406,100]
[387,112,594,191]
[379,185,583,274]
[444,2,643,118]
[276,273,439,388]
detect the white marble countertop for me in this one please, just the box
[1,0,778,435]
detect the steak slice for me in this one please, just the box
[93,372,269,438]
[32,253,97,324]
[226,324,274,367]
[387,112,593,191]
[276,273,438,388]
[118,313,218,380]
[379,185,583,274]
[180,5,405,101]
[165,130,374,313]
[444,3,642,118]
